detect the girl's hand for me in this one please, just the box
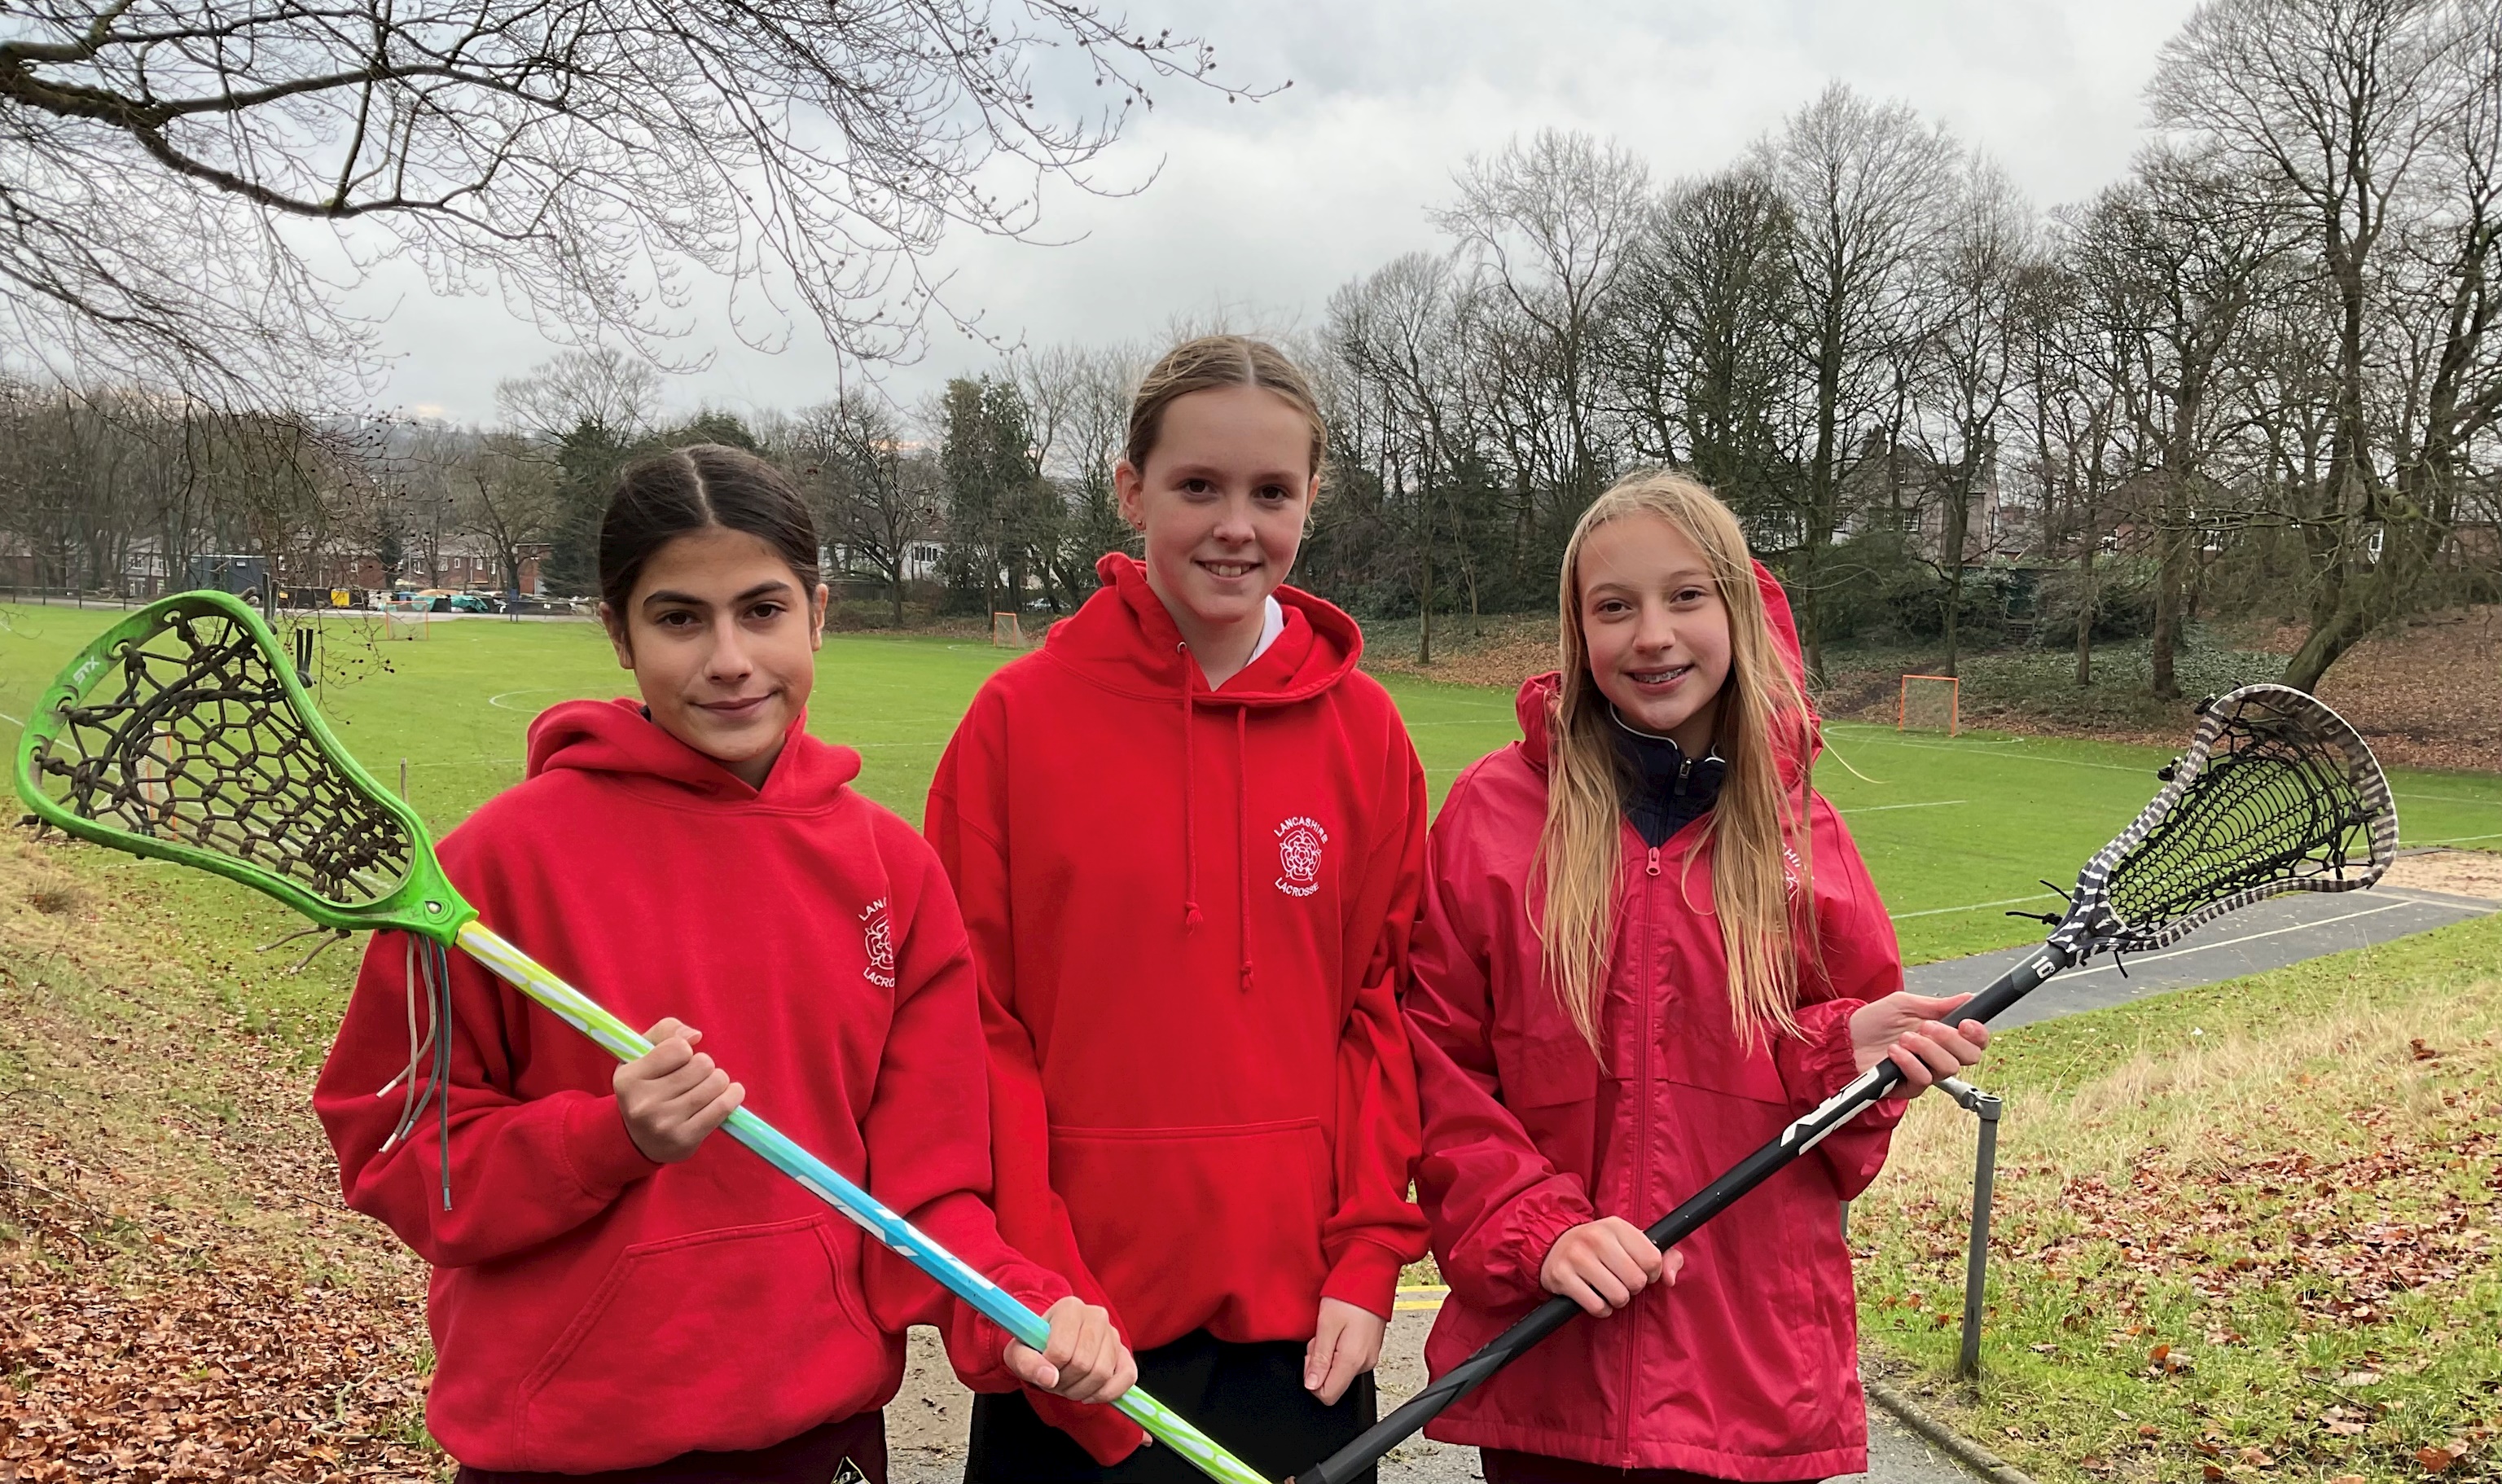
[1304,1297,1386,1406]
[1850,992,1990,1099]
[614,1018,745,1162]
[1005,1296,1135,1404]
[1540,1217,1683,1317]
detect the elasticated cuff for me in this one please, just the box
[1320,1237,1414,1320]
[1512,1195,1598,1301]
[1777,999,1868,1105]
[560,1091,662,1199]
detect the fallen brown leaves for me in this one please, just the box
[2031,1112,2500,1338]
[0,837,439,1479]
[1,1197,433,1481]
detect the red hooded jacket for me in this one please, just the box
[314,700,1073,1473]
[1407,569,1904,1479]
[925,553,1432,1463]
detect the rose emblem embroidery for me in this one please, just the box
[1275,816,1328,898]
[860,898,896,988]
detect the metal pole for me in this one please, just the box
[1938,1076,2003,1381]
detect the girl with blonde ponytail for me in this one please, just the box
[1405,471,1989,1483]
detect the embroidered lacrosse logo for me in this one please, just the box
[1275,816,1328,898]
[860,898,896,988]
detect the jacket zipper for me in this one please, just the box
[1625,836,1657,1464]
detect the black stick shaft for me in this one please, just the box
[1292,942,2074,1484]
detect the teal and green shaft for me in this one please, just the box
[453,923,1272,1484]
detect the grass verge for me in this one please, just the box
[0,833,437,1480]
[1852,912,2502,1484]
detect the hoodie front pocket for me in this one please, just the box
[1048,1117,1332,1337]
[516,1216,875,1467]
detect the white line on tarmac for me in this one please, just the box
[2052,898,2473,982]
[1841,800,1969,814]
[1890,893,2063,921]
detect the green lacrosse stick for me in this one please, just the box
[13,590,1275,1484]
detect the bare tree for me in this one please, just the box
[2152,0,2498,690]
[1755,83,1962,678]
[1016,342,1140,599]
[0,0,1251,406]
[785,393,940,624]
[1912,160,2040,675]
[458,434,562,599]
[495,350,667,446]
[1436,130,1652,536]
[1599,167,1803,520]
[2063,146,2297,694]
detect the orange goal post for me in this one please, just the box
[990,612,1027,648]
[1898,674,1960,736]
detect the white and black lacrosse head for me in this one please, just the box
[2057,684,2398,958]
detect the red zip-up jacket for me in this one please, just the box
[1408,569,1905,1479]
[314,700,1073,1473]
[926,552,1432,1464]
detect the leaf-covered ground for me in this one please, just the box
[0,836,438,1481]
[1851,912,2502,1484]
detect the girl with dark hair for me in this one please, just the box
[316,444,1131,1483]
[926,339,1432,1482]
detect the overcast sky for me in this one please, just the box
[364,0,2205,426]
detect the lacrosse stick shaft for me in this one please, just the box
[453,924,1273,1484]
[1293,942,2078,1484]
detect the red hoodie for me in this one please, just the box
[1407,568,1905,1479]
[314,700,1073,1473]
[925,552,1432,1463]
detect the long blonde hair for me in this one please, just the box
[1531,471,1819,1053]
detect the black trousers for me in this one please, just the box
[965,1329,1377,1484]
[454,1412,886,1484]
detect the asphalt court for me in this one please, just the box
[1903,882,2498,1027]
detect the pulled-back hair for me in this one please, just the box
[1125,335,1328,482]
[598,444,821,618]
[1533,471,1819,1054]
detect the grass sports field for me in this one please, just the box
[3,600,2498,966]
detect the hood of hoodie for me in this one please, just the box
[1516,559,1819,787]
[525,697,862,807]
[1039,552,1364,706]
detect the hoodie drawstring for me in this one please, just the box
[1175,643,1256,991]
[1178,643,1204,932]
[1236,707,1254,992]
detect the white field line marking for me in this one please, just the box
[1891,893,2062,921]
[1841,800,1968,815]
[1839,734,2157,775]
[1841,726,2500,822]
[2421,832,2502,845]
[0,709,22,727]
[2054,899,2462,983]
[485,687,571,711]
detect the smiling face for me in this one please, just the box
[1114,384,1319,671]
[600,525,828,788]
[1574,512,1734,755]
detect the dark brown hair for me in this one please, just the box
[1125,335,1328,483]
[598,444,821,617]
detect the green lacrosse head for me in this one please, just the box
[13,590,476,946]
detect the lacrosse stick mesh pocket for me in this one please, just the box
[2099,687,2392,945]
[25,606,418,909]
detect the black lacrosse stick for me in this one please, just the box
[1294,683,2396,1484]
